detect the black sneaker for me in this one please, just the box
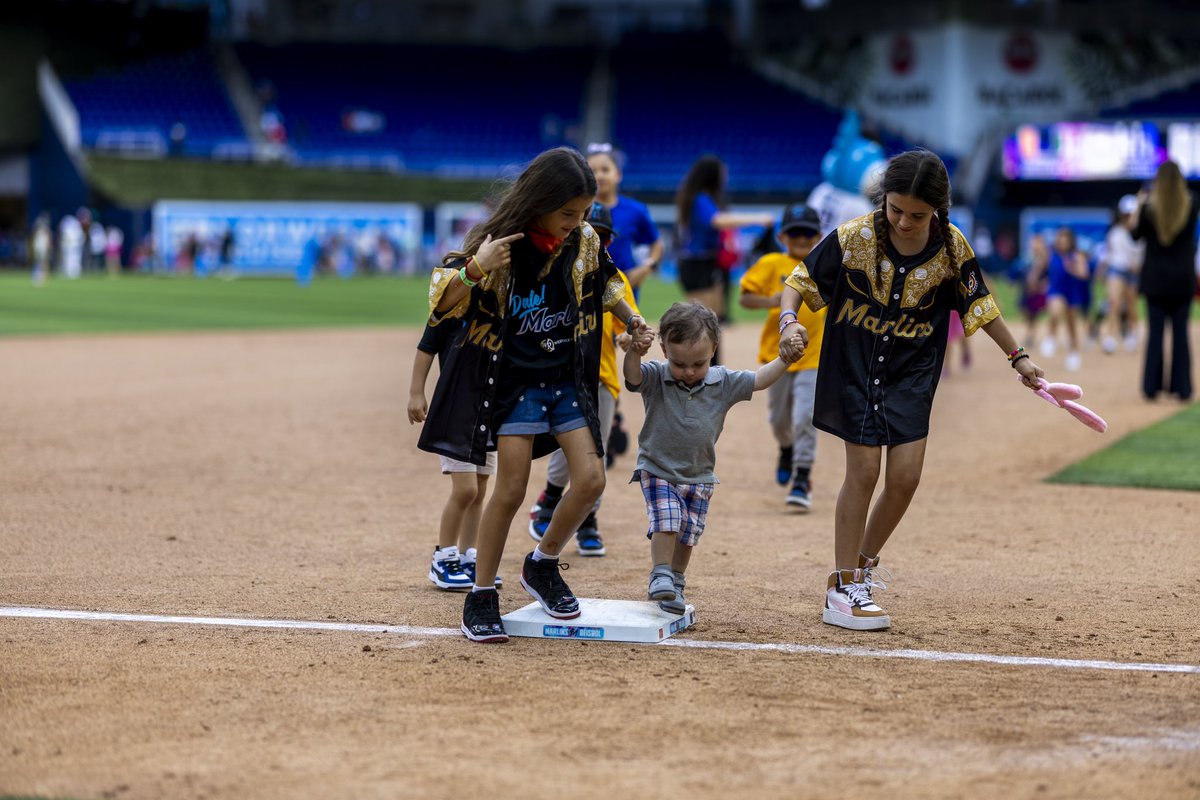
[775,446,794,486]
[520,553,581,619]
[461,589,508,643]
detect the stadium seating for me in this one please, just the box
[234,43,592,173]
[62,49,247,158]
[611,32,842,194]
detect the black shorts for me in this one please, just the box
[678,256,719,293]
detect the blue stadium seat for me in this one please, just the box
[63,49,247,157]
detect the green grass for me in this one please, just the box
[0,268,1023,337]
[0,273,693,336]
[1048,402,1200,491]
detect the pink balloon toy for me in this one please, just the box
[1021,376,1108,433]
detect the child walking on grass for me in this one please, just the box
[779,149,1046,631]
[624,302,802,613]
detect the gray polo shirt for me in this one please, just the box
[628,360,756,484]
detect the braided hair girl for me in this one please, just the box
[777,149,1045,631]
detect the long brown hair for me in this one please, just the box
[871,149,956,289]
[445,147,597,264]
[675,155,726,233]
[1147,160,1191,246]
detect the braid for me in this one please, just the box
[872,208,888,291]
[936,209,960,279]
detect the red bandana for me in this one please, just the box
[527,226,564,254]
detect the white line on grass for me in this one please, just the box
[2,605,1197,675]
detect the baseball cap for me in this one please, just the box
[587,201,615,236]
[1118,194,1138,216]
[779,203,821,235]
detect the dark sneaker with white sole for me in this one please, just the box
[520,553,580,619]
[461,589,508,643]
[786,478,812,511]
[528,492,560,542]
[574,514,606,556]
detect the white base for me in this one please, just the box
[502,597,695,643]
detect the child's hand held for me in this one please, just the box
[781,333,806,364]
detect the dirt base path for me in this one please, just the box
[2,324,1198,799]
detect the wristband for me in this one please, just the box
[625,313,642,328]
[464,257,484,282]
[458,266,478,288]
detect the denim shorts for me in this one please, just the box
[495,380,587,437]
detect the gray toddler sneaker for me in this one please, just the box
[659,570,688,614]
[648,564,675,601]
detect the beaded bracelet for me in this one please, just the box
[779,317,800,335]
[625,313,642,328]
[1007,345,1025,362]
[1010,353,1030,369]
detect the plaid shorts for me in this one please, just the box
[638,471,714,546]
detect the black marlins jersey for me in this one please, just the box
[785,211,1000,446]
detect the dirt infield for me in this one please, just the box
[2,324,1198,800]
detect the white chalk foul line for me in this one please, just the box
[3,606,1197,675]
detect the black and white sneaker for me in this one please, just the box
[461,589,508,643]
[519,552,580,619]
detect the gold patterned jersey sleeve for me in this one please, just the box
[954,236,1000,336]
[602,274,625,310]
[585,224,625,312]
[783,262,826,312]
[427,265,470,323]
[961,294,1000,336]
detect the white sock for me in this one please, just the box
[434,545,459,561]
[532,546,557,562]
[471,584,496,593]
[461,547,477,564]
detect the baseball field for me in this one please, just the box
[1,274,1197,799]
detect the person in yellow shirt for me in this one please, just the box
[739,203,826,510]
[529,203,639,555]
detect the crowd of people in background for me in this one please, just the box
[1008,163,1198,400]
[22,208,131,282]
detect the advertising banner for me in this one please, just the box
[153,200,424,276]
